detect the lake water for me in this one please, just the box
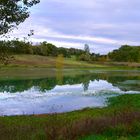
[0,70,140,116]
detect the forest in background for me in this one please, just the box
[0,40,140,65]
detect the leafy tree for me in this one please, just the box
[78,53,91,62]
[0,0,40,35]
[39,41,48,56]
[0,41,14,65]
[108,45,140,62]
[0,0,39,65]
[58,47,70,57]
[12,40,33,54]
[36,42,56,56]
[45,43,58,56]
[78,44,91,61]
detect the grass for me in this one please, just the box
[0,54,108,79]
[0,54,139,80]
[0,94,140,139]
[1,54,139,69]
[80,135,140,140]
[12,54,100,68]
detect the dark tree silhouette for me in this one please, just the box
[0,0,40,35]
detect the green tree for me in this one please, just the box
[46,43,58,56]
[0,41,14,65]
[0,0,40,35]
[40,41,48,56]
[78,44,91,61]
[108,45,140,62]
[0,0,39,65]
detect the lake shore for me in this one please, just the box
[0,94,140,140]
[0,55,139,80]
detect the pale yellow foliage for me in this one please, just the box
[56,54,64,85]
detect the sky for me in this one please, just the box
[11,0,140,54]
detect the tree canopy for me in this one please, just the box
[108,45,140,62]
[0,0,40,35]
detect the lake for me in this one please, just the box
[0,70,140,116]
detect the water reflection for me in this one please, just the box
[0,71,140,115]
[56,54,64,85]
[0,71,139,93]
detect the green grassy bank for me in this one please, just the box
[0,94,140,140]
[1,54,140,69]
[1,55,100,68]
[0,54,139,80]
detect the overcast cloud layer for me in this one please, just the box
[11,0,140,54]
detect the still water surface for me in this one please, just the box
[0,70,140,116]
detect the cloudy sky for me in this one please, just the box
[11,0,140,54]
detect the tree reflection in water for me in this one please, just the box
[0,71,139,93]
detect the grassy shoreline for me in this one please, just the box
[0,67,139,81]
[0,55,139,80]
[0,54,140,69]
[0,94,140,139]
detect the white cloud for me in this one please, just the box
[5,0,140,54]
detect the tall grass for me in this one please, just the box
[45,110,140,140]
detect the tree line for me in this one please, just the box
[0,40,90,57]
[108,45,140,62]
[0,40,140,65]
[0,40,95,64]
